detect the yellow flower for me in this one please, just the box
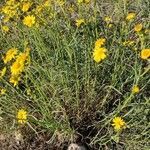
[132,85,140,94]
[75,19,85,27]
[23,15,36,27]
[0,67,7,79]
[3,48,18,64]
[44,0,51,7]
[9,75,20,86]
[11,60,25,76]
[112,117,126,131]
[140,49,150,60]
[2,25,9,32]
[2,6,11,15]
[108,23,113,28]
[17,109,27,124]
[134,23,142,32]
[22,2,31,12]
[93,47,107,63]
[126,13,136,21]
[9,48,30,85]
[104,16,112,23]
[95,38,106,48]
[0,88,6,95]
[17,52,28,63]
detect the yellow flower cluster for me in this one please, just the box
[93,38,107,63]
[0,0,33,28]
[0,0,94,31]
[1,47,30,86]
[0,0,56,29]
[10,48,30,86]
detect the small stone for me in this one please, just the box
[14,130,23,144]
[67,143,86,150]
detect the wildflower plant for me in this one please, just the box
[0,0,150,149]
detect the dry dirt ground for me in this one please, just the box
[0,131,89,150]
[0,131,64,150]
